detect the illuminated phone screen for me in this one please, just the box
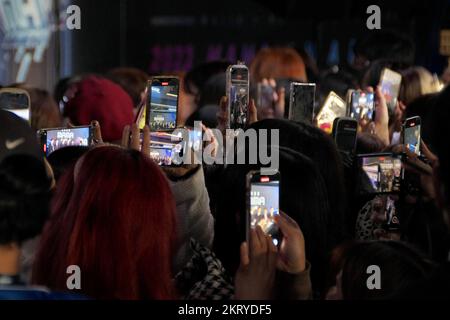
[317,92,346,133]
[404,124,421,155]
[380,69,402,114]
[148,79,179,131]
[359,154,403,194]
[43,127,91,156]
[249,174,281,246]
[350,91,375,121]
[228,66,249,130]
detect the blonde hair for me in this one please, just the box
[399,67,441,105]
[250,47,307,83]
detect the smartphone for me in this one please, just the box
[332,117,358,154]
[384,196,400,232]
[145,77,179,132]
[358,153,403,194]
[316,91,346,133]
[150,143,184,167]
[227,63,249,130]
[345,89,355,116]
[256,83,276,113]
[38,126,94,157]
[379,68,402,114]
[0,88,31,122]
[289,83,316,124]
[153,131,186,167]
[350,91,375,121]
[402,116,421,156]
[247,170,282,247]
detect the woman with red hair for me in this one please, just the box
[32,146,177,300]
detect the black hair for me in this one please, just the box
[405,93,439,152]
[214,142,332,295]
[0,155,52,245]
[354,31,415,67]
[184,60,230,95]
[340,241,433,299]
[249,119,348,242]
[47,146,90,182]
[361,59,409,89]
[431,85,450,211]
[318,67,359,104]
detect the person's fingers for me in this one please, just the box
[255,226,267,253]
[276,87,285,107]
[240,242,250,267]
[142,125,151,155]
[274,214,295,238]
[249,99,258,124]
[121,125,131,148]
[268,78,276,88]
[249,228,260,258]
[91,120,103,144]
[130,124,141,151]
[219,96,228,115]
[265,234,278,267]
[398,100,407,111]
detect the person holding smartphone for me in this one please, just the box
[235,213,312,300]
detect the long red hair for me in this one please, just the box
[32,146,177,299]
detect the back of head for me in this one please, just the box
[63,76,134,142]
[46,146,89,182]
[250,47,307,83]
[431,85,450,214]
[185,72,226,128]
[356,133,386,154]
[215,146,330,286]
[33,146,177,299]
[0,154,51,245]
[249,119,348,240]
[340,241,432,299]
[361,59,408,88]
[17,85,62,130]
[107,67,149,107]
[354,31,415,67]
[184,60,230,96]
[405,93,439,151]
[399,67,440,106]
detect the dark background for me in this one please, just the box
[65,0,450,78]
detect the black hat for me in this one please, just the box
[0,110,42,164]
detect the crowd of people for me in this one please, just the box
[1,30,450,300]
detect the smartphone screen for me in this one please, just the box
[0,89,30,121]
[379,68,402,114]
[149,143,183,166]
[316,91,346,133]
[257,83,276,112]
[289,83,316,124]
[146,77,179,132]
[143,131,184,166]
[248,171,281,246]
[227,64,250,130]
[359,154,403,194]
[384,196,400,231]
[40,126,92,157]
[350,91,375,121]
[403,117,421,156]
